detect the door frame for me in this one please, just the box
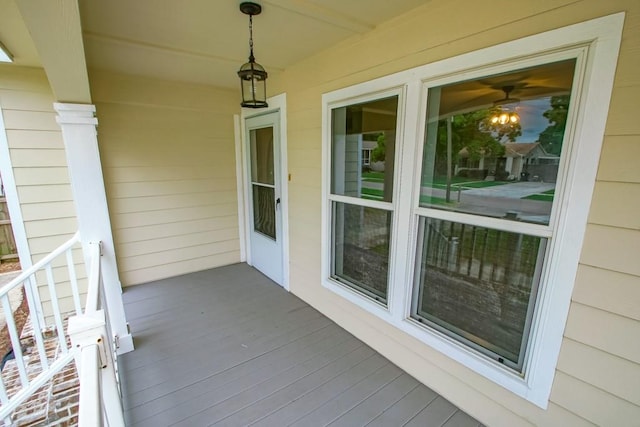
[235,93,289,290]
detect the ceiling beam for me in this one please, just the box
[263,0,374,34]
[14,0,91,103]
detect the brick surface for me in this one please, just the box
[0,316,79,426]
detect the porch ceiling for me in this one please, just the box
[2,1,574,104]
[76,0,430,88]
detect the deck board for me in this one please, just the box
[120,263,481,426]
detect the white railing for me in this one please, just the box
[0,232,125,426]
[68,240,124,427]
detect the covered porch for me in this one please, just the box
[119,263,480,426]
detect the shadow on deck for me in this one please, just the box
[120,263,481,427]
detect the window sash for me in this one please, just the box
[330,201,392,304]
[411,215,547,372]
[326,89,404,307]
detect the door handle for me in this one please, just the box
[276,198,281,209]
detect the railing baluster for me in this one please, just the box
[66,247,82,315]
[479,228,489,280]
[44,264,68,353]
[0,357,10,406]
[491,231,502,282]
[1,295,29,388]
[447,221,455,268]
[0,381,10,427]
[21,279,49,370]
[467,226,476,276]
[26,275,45,329]
[456,224,465,272]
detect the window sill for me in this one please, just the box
[323,277,393,321]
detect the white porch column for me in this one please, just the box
[54,102,134,355]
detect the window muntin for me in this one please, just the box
[328,94,400,305]
[419,59,576,226]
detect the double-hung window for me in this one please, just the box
[412,58,576,373]
[321,14,623,407]
[327,92,401,307]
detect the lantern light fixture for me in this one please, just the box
[238,2,268,108]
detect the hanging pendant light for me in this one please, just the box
[490,85,520,126]
[238,2,268,108]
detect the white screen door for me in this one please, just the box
[245,111,284,285]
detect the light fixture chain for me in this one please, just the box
[249,14,254,60]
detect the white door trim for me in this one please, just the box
[233,115,247,263]
[236,93,290,291]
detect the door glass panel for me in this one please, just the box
[331,96,398,202]
[420,59,576,225]
[250,125,276,240]
[250,127,274,185]
[252,185,275,239]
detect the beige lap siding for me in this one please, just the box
[268,0,640,425]
[89,70,241,286]
[0,65,84,316]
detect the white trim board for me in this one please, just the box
[233,114,247,263]
[0,109,32,271]
[320,13,624,408]
[0,107,45,325]
[239,93,290,291]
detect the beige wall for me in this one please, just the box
[269,1,640,425]
[0,65,84,315]
[89,70,241,286]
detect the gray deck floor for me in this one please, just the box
[119,263,481,427]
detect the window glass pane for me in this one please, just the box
[252,185,275,239]
[331,96,398,202]
[420,59,576,225]
[412,217,544,370]
[331,202,391,304]
[250,127,274,185]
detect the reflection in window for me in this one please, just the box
[331,202,391,304]
[420,59,576,225]
[250,127,274,185]
[413,59,578,372]
[250,126,276,240]
[413,218,545,370]
[331,96,398,202]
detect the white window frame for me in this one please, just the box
[321,13,624,408]
[322,87,406,320]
